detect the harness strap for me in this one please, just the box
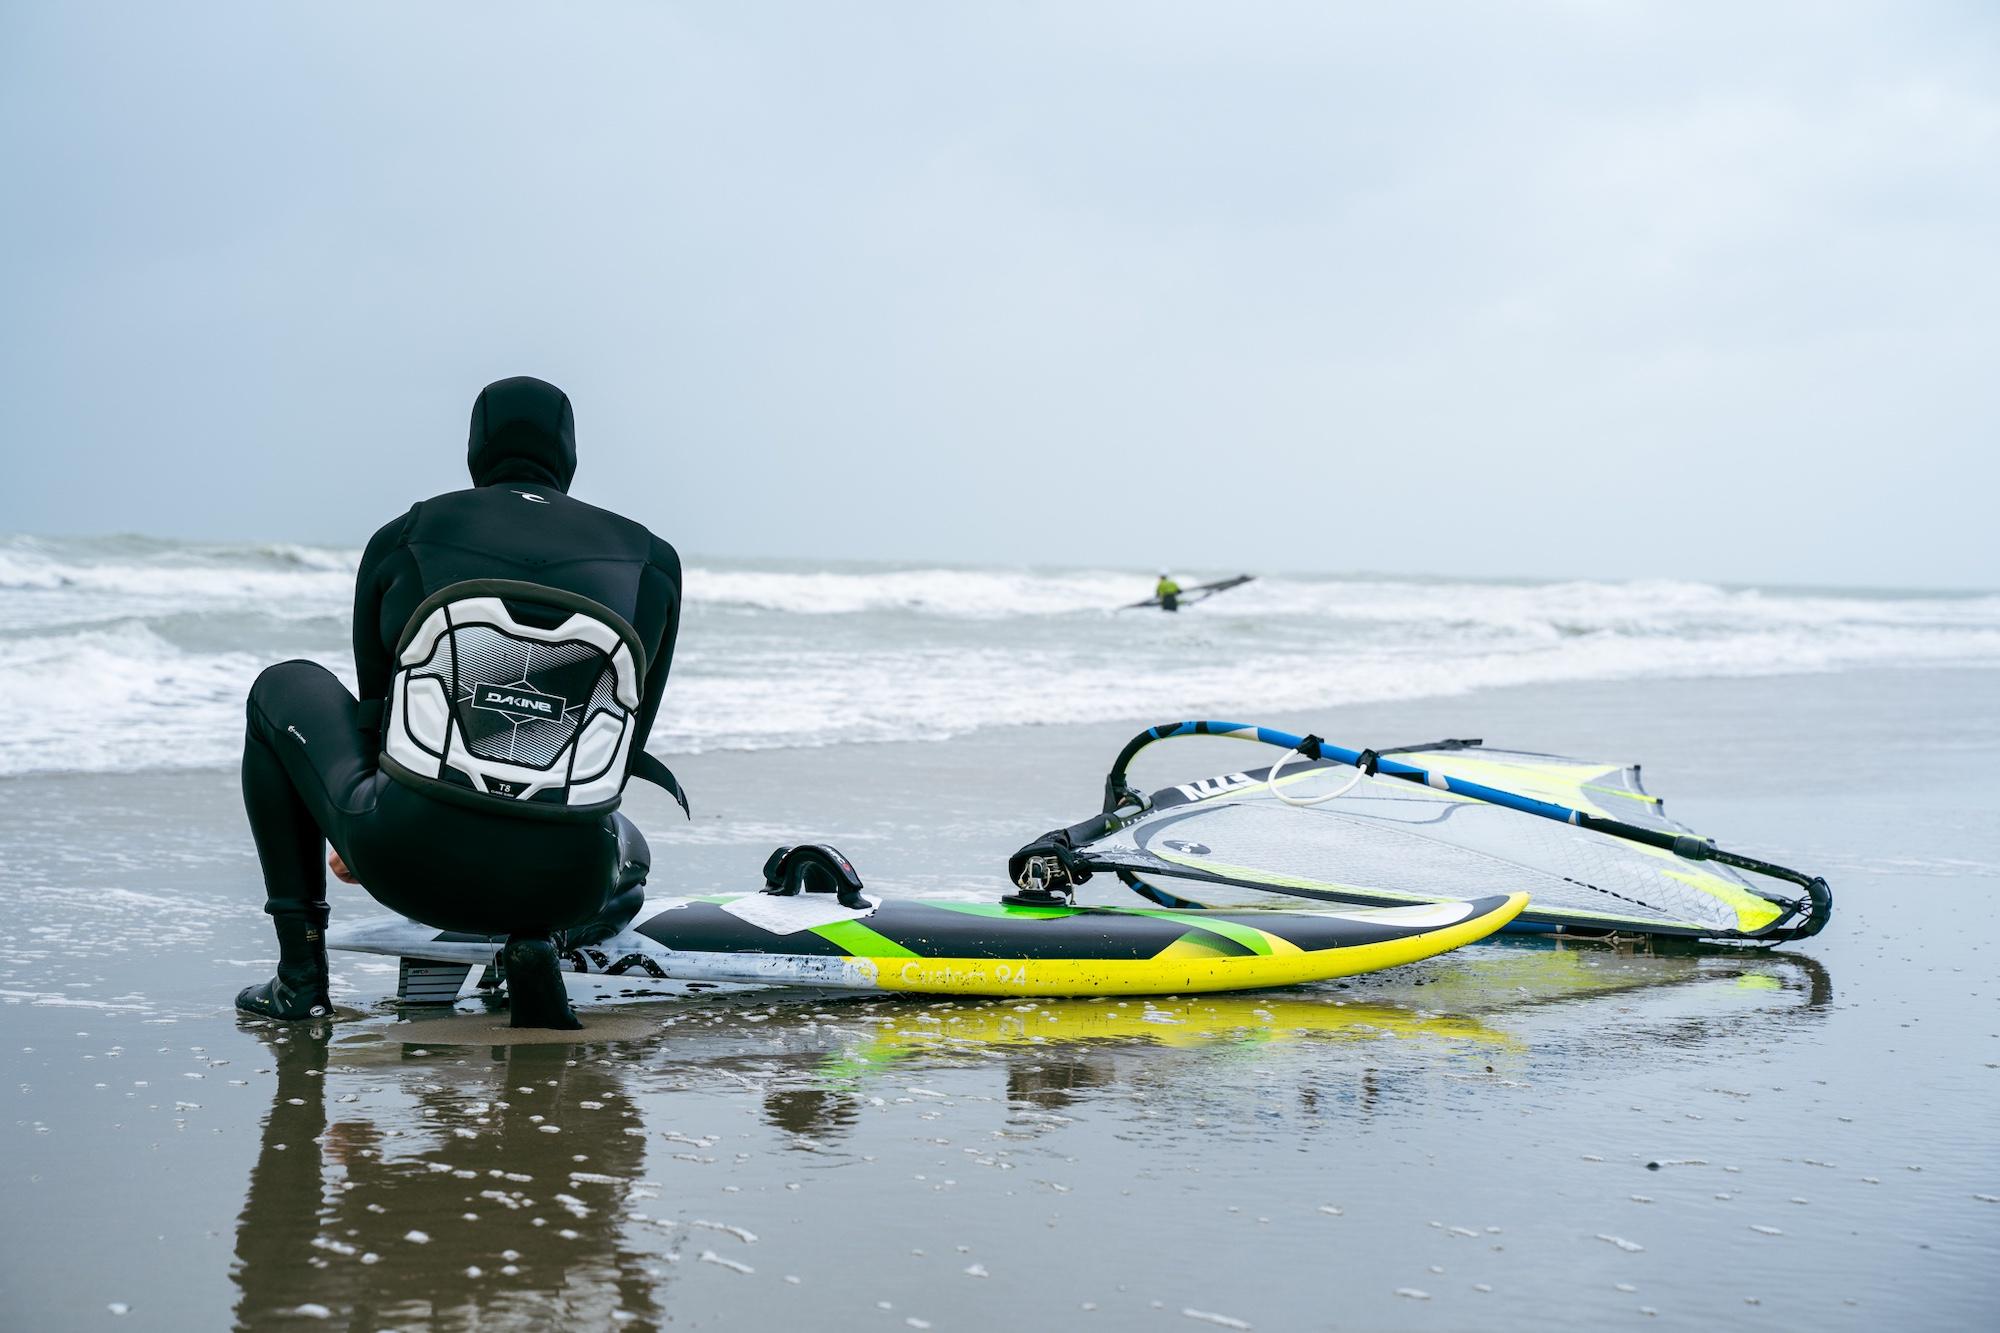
[631,751,692,820]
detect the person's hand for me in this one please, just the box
[329,849,359,885]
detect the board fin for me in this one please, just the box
[397,958,474,1005]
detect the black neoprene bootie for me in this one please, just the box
[237,915,333,1020]
[502,934,582,1030]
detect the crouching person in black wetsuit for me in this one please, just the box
[237,377,685,1029]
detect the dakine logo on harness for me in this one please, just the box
[473,682,567,720]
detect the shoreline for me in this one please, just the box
[7,657,1995,782]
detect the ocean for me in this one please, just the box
[4,532,1996,776]
[1,532,1995,1330]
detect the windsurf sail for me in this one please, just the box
[1008,722,1833,943]
[1121,574,1255,610]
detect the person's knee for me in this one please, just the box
[246,659,338,726]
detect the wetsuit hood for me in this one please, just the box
[468,377,577,491]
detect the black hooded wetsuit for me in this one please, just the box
[241,377,682,938]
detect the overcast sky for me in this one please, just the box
[2,2,1994,587]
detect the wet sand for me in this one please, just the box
[3,669,1996,1329]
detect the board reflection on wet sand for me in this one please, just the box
[231,942,1831,1329]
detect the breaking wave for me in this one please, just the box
[3,533,1995,776]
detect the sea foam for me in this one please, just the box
[2,534,1995,776]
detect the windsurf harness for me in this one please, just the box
[381,579,655,818]
[1009,722,1832,943]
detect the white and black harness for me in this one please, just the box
[380,579,685,818]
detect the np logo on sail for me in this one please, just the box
[1175,772,1255,802]
[473,682,567,721]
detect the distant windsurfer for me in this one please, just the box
[235,377,683,1028]
[1120,572,1254,612]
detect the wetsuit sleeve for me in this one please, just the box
[629,536,683,757]
[351,512,410,703]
